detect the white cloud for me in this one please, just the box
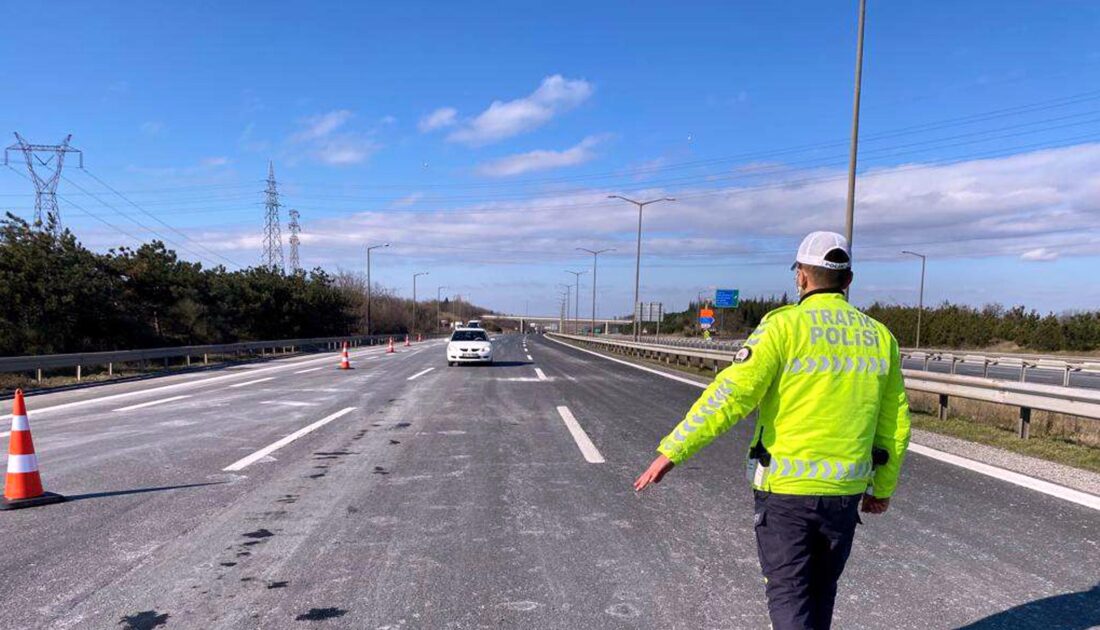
[418,107,457,132]
[476,136,602,177]
[199,156,230,167]
[288,110,379,166]
[446,75,593,146]
[140,121,166,136]
[1021,248,1059,262]
[192,142,1100,283]
[392,193,424,208]
[313,136,380,165]
[291,110,354,143]
[238,122,270,153]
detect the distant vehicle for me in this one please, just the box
[466,319,482,328]
[447,328,493,366]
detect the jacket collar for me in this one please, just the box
[798,289,846,305]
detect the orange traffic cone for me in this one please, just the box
[338,341,352,370]
[416,333,422,343]
[387,337,396,354]
[2,390,64,510]
[404,334,411,347]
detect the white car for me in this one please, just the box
[447,328,493,365]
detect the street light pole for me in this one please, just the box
[902,251,926,348]
[436,286,448,334]
[412,271,429,334]
[365,243,389,335]
[577,247,614,336]
[844,0,868,259]
[565,270,587,334]
[608,195,675,341]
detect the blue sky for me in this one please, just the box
[3,1,1100,316]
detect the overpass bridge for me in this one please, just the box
[480,313,634,334]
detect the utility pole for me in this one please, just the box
[566,270,587,334]
[577,248,614,336]
[287,209,301,272]
[262,162,285,272]
[437,286,448,333]
[844,0,868,261]
[608,195,675,340]
[5,133,82,235]
[902,251,927,348]
[366,242,389,334]
[412,271,429,334]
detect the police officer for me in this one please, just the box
[634,231,911,630]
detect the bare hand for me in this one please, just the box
[861,495,890,514]
[634,454,674,492]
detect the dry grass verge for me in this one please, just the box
[907,391,1100,449]
[0,352,295,398]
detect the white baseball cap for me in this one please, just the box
[792,231,851,270]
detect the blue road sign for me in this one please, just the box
[715,289,740,309]
[699,316,716,325]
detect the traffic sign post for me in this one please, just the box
[699,307,715,331]
[715,289,739,309]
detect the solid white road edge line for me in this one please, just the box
[229,377,276,389]
[114,394,192,412]
[544,335,706,388]
[223,406,357,472]
[408,367,435,380]
[295,366,326,374]
[0,344,396,421]
[907,443,1100,511]
[556,406,605,464]
[535,368,548,381]
[546,335,1100,512]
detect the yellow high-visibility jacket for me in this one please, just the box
[658,291,911,498]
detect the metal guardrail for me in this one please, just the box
[605,334,1100,386]
[550,333,1100,439]
[900,349,1100,386]
[0,333,416,383]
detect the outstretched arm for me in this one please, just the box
[636,317,784,491]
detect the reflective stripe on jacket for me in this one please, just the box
[657,292,911,498]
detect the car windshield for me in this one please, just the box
[451,330,489,342]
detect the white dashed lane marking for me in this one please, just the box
[408,367,435,381]
[229,377,276,389]
[223,407,357,472]
[114,395,192,412]
[556,406,605,464]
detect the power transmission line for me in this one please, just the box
[5,164,146,244]
[72,169,245,269]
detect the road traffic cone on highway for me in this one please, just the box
[416,333,422,343]
[387,337,396,354]
[338,341,352,370]
[2,390,64,510]
[404,334,411,347]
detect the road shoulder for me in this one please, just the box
[545,334,1100,503]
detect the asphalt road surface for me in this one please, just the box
[1,335,1097,629]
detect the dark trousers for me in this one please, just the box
[753,491,862,630]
